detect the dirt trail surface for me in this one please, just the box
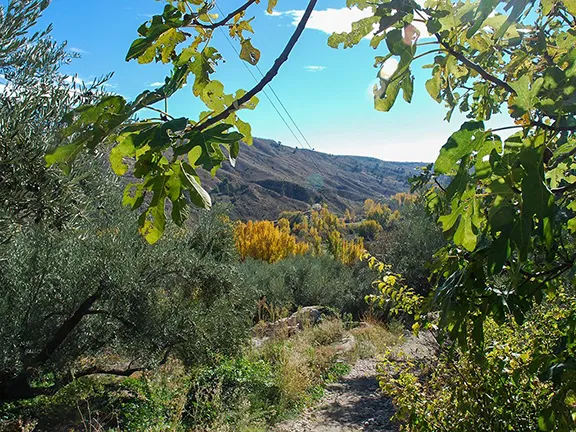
[272,333,436,432]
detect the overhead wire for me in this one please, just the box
[213,3,315,152]
[210,3,326,185]
[214,22,305,147]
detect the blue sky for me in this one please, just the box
[28,0,507,162]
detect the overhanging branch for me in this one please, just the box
[435,34,516,95]
[193,0,319,132]
[193,0,259,29]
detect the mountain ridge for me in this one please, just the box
[200,138,426,220]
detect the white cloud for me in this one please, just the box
[304,65,326,72]
[69,47,88,54]
[149,82,165,87]
[278,7,373,35]
[63,75,85,86]
[273,7,430,40]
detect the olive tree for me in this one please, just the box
[0,0,111,240]
[0,206,255,402]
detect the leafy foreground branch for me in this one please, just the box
[46,0,317,244]
[332,0,576,429]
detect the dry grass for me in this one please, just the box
[251,317,351,410]
[350,321,403,359]
[306,318,345,347]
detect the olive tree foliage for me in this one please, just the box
[332,0,576,427]
[46,0,318,244]
[0,0,111,240]
[0,206,256,402]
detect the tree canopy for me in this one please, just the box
[332,0,576,428]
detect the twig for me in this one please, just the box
[193,0,319,132]
[413,49,443,60]
[532,120,576,132]
[490,125,523,133]
[190,0,259,29]
[144,105,174,120]
[434,178,446,193]
[435,34,516,94]
[412,9,515,94]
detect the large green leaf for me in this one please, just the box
[434,122,486,174]
[180,162,212,209]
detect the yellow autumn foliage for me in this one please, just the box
[390,192,418,206]
[310,206,344,235]
[235,220,309,263]
[364,199,396,227]
[327,230,365,266]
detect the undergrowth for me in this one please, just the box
[1,318,399,431]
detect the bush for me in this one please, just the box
[0,360,190,431]
[350,322,403,359]
[184,357,279,429]
[376,297,575,431]
[351,219,382,241]
[0,205,258,402]
[240,254,376,318]
[368,203,445,294]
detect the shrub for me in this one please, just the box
[350,322,403,359]
[0,360,190,431]
[240,255,376,318]
[351,219,382,241]
[376,297,575,431]
[307,318,346,347]
[368,203,445,294]
[183,357,279,429]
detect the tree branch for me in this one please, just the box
[193,0,259,29]
[73,366,145,380]
[85,310,138,330]
[532,120,576,132]
[435,34,516,94]
[27,280,107,369]
[193,0,319,132]
[143,105,174,120]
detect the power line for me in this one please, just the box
[253,64,314,151]
[210,5,326,186]
[214,23,305,148]
[213,4,314,151]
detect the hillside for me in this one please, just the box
[201,138,425,220]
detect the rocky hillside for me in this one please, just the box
[201,139,425,221]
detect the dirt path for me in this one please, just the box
[272,333,435,432]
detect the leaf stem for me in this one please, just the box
[143,105,174,120]
[187,0,259,29]
[413,49,443,60]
